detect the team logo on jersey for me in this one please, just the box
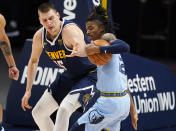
[89,109,104,124]
[83,94,90,104]
[58,39,63,44]
[43,42,47,46]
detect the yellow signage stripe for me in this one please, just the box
[101,0,108,10]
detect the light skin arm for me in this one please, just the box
[0,14,19,80]
[63,24,87,57]
[21,28,43,111]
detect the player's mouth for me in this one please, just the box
[48,26,54,31]
[88,35,93,40]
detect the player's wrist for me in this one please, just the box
[9,65,16,68]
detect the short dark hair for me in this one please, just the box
[38,2,57,13]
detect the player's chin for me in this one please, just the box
[88,36,94,41]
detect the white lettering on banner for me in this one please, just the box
[92,0,101,6]
[133,92,175,113]
[63,0,77,20]
[21,66,64,86]
[128,74,175,114]
[128,74,156,93]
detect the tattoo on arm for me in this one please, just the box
[0,41,12,56]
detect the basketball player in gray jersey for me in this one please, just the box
[69,6,138,131]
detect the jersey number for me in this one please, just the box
[54,60,67,70]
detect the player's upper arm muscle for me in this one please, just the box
[30,29,43,63]
[0,14,7,41]
[0,14,6,29]
[62,24,85,47]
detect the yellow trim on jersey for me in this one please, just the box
[100,90,126,94]
[101,95,126,98]
[89,69,96,73]
[103,128,110,131]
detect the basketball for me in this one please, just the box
[88,39,112,65]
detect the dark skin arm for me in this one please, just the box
[126,89,138,130]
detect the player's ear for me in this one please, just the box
[99,25,105,34]
[56,12,60,18]
[39,17,41,24]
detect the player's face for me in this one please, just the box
[86,21,104,41]
[39,9,60,34]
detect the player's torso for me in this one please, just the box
[96,54,127,92]
[42,19,96,78]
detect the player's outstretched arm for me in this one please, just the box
[21,29,43,111]
[63,24,87,57]
[0,14,19,80]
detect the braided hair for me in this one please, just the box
[86,6,118,33]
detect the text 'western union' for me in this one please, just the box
[45,50,66,59]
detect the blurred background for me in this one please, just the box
[0,0,176,107]
[0,0,175,115]
[0,0,175,58]
[0,0,176,130]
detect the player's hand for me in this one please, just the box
[66,43,79,57]
[130,110,138,130]
[85,41,100,55]
[9,66,19,80]
[66,43,87,57]
[21,90,32,111]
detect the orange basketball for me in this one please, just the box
[88,39,112,65]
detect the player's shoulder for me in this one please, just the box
[0,13,6,28]
[63,20,80,31]
[32,27,43,45]
[33,27,43,39]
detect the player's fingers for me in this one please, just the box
[13,73,19,80]
[132,122,137,130]
[9,71,14,79]
[66,54,73,57]
[21,99,26,111]
[25,104,32,109]
[66,51,77,57]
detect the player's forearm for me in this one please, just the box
[0,41,16,67]
[26,60,38,92]
[127,90,137,115]
[99,39,130,54]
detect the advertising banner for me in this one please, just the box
[49,0,112,33]
[121,54,176,131]
[4,40,176,131]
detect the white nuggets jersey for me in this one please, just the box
[96,54,127,92]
